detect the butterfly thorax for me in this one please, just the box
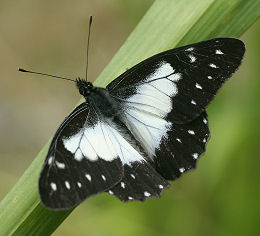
[76,78,121,118]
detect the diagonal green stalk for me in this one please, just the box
[0,0,259,235]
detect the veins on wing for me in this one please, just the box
[124,110,160,130]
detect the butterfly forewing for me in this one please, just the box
[39,103,123,210]
[107,38,245,123]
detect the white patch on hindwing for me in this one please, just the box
[123,107,172,157]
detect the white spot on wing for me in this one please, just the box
[216,49,224,54]
[195,83,202,89]
[65,181,70,190]
[207,75,213,79]
[144,191,151,197]
[185,47,194,51]
[77,182,82,188]
[128,196,133,200]
[108,190,113,195]
[55,161,65,169]
[192,153,199,159]
[176,138,182,143]
[50,182,57,191]
[179,167,185,173]
[203,118,208,124]
[209,63,218,68]
[48,156,53,165]
[85,174,91,181]
[101,175,106,181]
[130,174,136,179]
[189,54,196,63]
[158,184,164,189]
[188,130,195,135]
[121,182,125,188]
[191,100,196,105]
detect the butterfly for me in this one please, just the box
[31,37,245,210]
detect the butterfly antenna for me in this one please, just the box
[18,68,76,82]
[85,15,93,82]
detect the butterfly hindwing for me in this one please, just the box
[95,115,170,201]
[107,161,169,202]
[39,103,123,210]
[154,112,210,180]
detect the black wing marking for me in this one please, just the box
[154,112,210,180]
[107,38,245,124]
[39,103,123,210]
[107,161,169,202]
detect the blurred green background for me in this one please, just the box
[0,0,259,235]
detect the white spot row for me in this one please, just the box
[51,180,83,191]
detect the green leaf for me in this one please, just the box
[0,0,258,235]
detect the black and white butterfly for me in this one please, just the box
[29,36,245,210]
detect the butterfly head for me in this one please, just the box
[76,78,95,97]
